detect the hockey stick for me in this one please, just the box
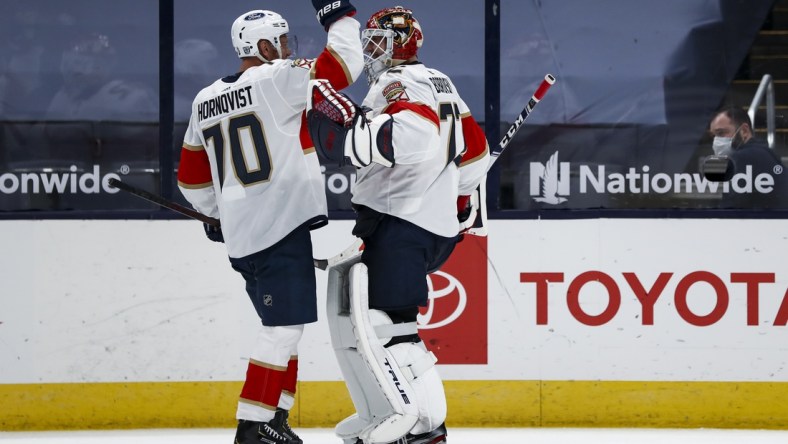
[313,238,364,270]
[107,178,220,227]
[108,178,339,270]
[488,73,556,171]
[460,74,555,237]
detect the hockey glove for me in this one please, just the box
[312,0,356,30]
[307,79,394,168]
[458,182,488,237]
[457,194,477,233]
[203,223,224,243]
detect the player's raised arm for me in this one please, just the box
[311,0,363,89]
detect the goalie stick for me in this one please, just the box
[488,73,556,171]
[459,74,555,237]
[107,178,220,227]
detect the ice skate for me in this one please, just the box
[353,423,447,444]
[234,409,302,444]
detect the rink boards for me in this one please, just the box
[1,219,786,430]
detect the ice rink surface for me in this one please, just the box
[1,427,787,443]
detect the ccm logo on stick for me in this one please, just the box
[520,271,788,327]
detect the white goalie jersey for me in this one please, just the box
[177,17,362,258]
[351,63,490,238]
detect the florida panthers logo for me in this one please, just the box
[382,81,409,103]
[291,58,314,70]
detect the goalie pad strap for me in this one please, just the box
[374,321,418,341]
[400,351,438,382]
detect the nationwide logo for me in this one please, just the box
[532,151,569,204]
[0,165,122,195]
[530,150,784,204]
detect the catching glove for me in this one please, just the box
[307,79,395,168]
[312,0,356,30]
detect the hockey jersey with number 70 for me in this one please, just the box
[177,17,362,259]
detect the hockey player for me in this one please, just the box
[307,6,489,444]
[176,2,362,443]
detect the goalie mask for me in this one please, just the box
[362,6,423,84]
[231,10,290,62]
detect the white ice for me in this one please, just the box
[1,427,787,443]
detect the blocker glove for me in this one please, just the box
[457,194,478,233]
[203,223,224,243]
[312,0,356,30]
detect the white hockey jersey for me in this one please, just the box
[352,63,489,238]
[177,17,362,258]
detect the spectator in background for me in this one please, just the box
[706,106,787,208]
[47,33,157,122]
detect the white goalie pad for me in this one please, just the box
[326,250,445,443]
[326,248,395,441]
[387,341,446,435]
[348,263,419,443]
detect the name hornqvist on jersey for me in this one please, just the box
[197,85,254,121]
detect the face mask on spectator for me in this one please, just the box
[712,136,734,156]
[711,124,742,156]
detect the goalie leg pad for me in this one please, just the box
[327,252,408,442]
[327,256,446,443]
[387,341,446,435]
[349,263,419,443]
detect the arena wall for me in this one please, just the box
[1,219,786,430]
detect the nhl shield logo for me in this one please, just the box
[263,294,273,306]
